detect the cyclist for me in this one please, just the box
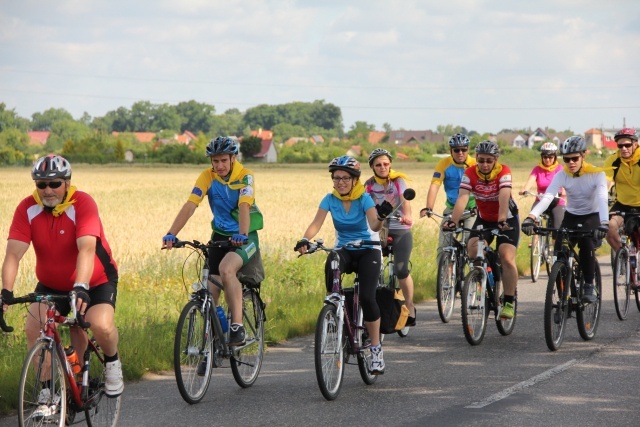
[364,148,417,326]
[522,136,609,303]
[604,128,640,258]
[420,133,477,261]
[518,142,565,231]
[163,136,261,347]
[0,155,123,417]
[295,156,393,375]
[442,141,520,319]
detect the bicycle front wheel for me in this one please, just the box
[85,340,122,427]
[544,262,569,351]
[612,247,631,321]
[496,283,517,336]
[577,260,602,341]
[355,307,378,385]
[174,300,214,404]
[460,269,488,346]
[314,304,345,401]
[19,340,67,427]
[437,253,457,323]
[231,288,265,388]
[530,235,543,282]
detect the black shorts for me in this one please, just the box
[471,216,520,248]
[34,282,118,316]
[610,201,640,215]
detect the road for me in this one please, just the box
[4,256,640,426]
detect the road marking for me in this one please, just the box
[465,358,583,409]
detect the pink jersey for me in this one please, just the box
[530,165,565,206]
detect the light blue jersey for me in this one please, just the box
[319,193,377,248]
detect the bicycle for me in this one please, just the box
[430,210,476,323]
[521,191,560,282]
[458,226,518,346]
[172,239,265,404]
[609,211,640,320]
[533,225,603,351]
[0,292,121,427]
[300,239,382,401]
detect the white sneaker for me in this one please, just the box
[104,360,124,397]
[369,345,385,375]
[33,388,60,419]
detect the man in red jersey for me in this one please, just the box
[443,141,520,319]
[0,155,123,417]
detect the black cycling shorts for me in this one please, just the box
[34,282,118,316]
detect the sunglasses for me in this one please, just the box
[35,181,65,189]
[332,177,353,183]
[617,143,634,149]
[562,156,581,164]
[541,155,555,159]
[476,158,495,164]
[452,148,468,153]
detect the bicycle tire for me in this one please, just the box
[436,253,457,323]
[231,288,265,388]
[612,247,631,321]
[356,308,378,385]
[636,287,640,312]
[314,304,345,401]
[544,261,570,351]
[543,233,552,276]
[577,260,602,341]
[174,300,214,404]
[19,340,67,427]
[85,340,122,427]
[530,234,542,282]
[460,269,488,346]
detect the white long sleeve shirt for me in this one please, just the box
[529,169,609,223]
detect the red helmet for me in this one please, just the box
[614,128,638,142]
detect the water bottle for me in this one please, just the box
[216,306,229,333]
[64,346,82,377]
[630,245,637,269]
[486,267,495,292]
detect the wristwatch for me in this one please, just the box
[74,282,90,291]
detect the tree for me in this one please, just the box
[175,100,216,134]
[114,139,125,161]
[240,136,263,159]
[382,123,392,133]
[31,108,74,131]
[347,121,375,139]
[0,103,29,132]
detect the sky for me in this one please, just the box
[1,0,638,135]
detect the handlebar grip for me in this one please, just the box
[0,310,14,333]
[76,312,91,329]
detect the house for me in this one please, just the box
[496,128,571,149]
[284,137,308,147]
[368,131,386,145]
[310,135,324,144]
[388,130,444,144]
[175,131,197,145]
[27,131,50,146]
[586,128,617,149]
[346,145,362,157]
[250,128,273,140]
[111,132,156,143]
[253,139,277,163]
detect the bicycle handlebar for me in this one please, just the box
[429,209,476,221]
[532,225,595,238]
[520,190,564,200]
[172,239,235,251]
[299,239,381,257]
[0,292,91,333]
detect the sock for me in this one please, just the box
[504,295,514,305]
[230,323,242,330]
[104,352,119,363]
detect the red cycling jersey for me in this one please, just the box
[8,191,118,291]
[460,164,516,222]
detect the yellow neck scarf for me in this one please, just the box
[214,160,246,190]
[32,185,77,217]
[563,161,613,177]
[373,169,410,185]
[538,160,560,172]
[333,179,366,201]
[475,162,503,181]
[620,147,640,167]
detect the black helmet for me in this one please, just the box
[448,133,470,148]
[31,155,72,180]
[206,136,239,156]
[474,141,500,157]
[368,148,392,166]
[559,136,586,155]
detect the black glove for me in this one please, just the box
[521,218,535,236]
[72,286,91,307]
[594,225,608,240]
[420,207,433,218]
[442,220,456,232]
[1,288,14,305]
[294,238,310,251]
[375,201,394,220]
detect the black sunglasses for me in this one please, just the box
[617,143,634,149]
[541,155,555,159]
[452,148,468,153]
[36,181,65,189]
[562,156,581,164]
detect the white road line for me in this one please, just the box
[465,358,583,409]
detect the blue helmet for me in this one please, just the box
[329,156,361,178]
[206,136,239,156]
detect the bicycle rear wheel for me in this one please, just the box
[530,235,542,282]
[612,247,631,321]
[314,304,345,401]
[577,261,602,340]
[19,340,67,427]
[544,262,569,351]
[174,300,214,404]
[85,340,122,427]
[231,288,265,388]
[460,269,488,346]
[436,252,457,323]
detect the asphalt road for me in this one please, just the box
[4,256,640,426]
